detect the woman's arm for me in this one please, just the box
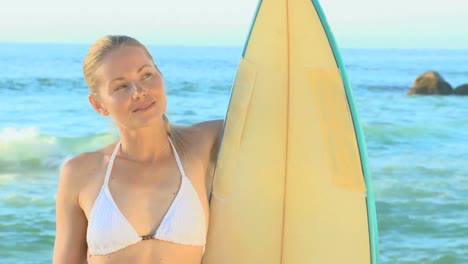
[53,157,89,264]
[208,119,224,165]
[195,119,224,199]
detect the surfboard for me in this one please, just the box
[203,0,379,263]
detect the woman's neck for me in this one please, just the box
[117,121,171,163]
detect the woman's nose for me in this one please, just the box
[132,82,147,99]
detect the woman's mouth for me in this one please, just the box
[133,101,156,113]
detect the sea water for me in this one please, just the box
[0,43,467,263]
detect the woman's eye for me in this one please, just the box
[142,73,152,80]
[114,84,127,91]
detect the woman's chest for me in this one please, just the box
[80,154,210,230]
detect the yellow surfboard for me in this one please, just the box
[203,0,379,263]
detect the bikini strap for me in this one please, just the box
[104,138,183,186]
[168,137,187,179]
[104,141,121,187]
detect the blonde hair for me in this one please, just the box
[83,35,174,138]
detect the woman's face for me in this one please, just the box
[92,46,167,130]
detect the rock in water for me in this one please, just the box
[407,71,453,95]
[454,84,468,95]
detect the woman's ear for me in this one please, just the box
[88,94,109,116]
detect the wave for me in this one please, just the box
[0,127,118,172]
[0,77,88,92]
[357,84,409,92]
[166,80,200,95]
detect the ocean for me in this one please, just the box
[1,43,467,263]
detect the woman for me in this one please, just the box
[52,35,223,264]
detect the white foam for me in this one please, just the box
[0,127,64,170]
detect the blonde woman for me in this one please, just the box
[53,35,223,264]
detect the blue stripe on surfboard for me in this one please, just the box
[311,0,380,263]
[242,0,263,57]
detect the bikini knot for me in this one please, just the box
[141,235,154,240]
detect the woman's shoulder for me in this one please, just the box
[191,119,223,141]
[58,142,118,192]
[193,119,224,135]
[169,120,223,162]
[174,119,223,147]
[172,119,222,132]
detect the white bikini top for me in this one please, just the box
[86,137,207,256]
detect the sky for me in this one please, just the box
[1,0,467,48]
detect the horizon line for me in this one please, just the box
[1,40,468,51]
